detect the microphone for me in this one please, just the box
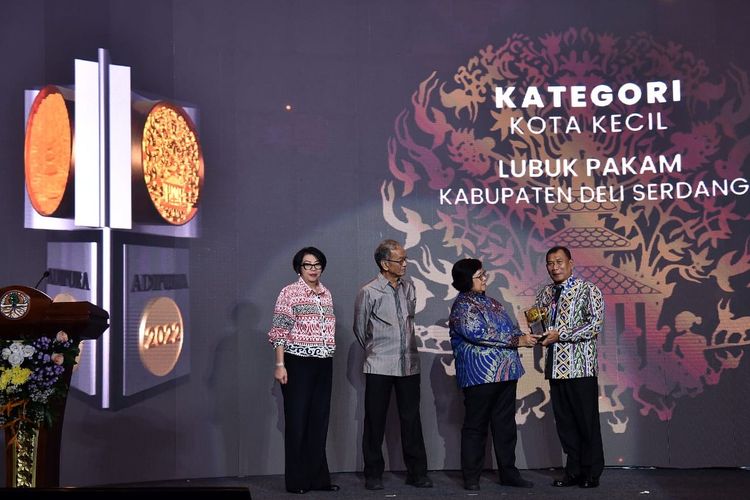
[34,270,50,289]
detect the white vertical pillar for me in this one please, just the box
[74,58,102,228]
[109,64,132,229]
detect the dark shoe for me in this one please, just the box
[464,482,480,491]
[286,488,309,494]
[364,478,383,490]
[500,477,533,488]
[313,484,340,491]
[405,475,433,488]
[552,475,579,487]
[580,477,600,488]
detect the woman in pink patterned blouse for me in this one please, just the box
[268,247,338,494]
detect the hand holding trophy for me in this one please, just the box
[524,305,548,343]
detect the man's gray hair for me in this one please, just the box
[374,239,401,269]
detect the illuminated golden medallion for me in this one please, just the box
[24,85,74,217]
[138,297,184,376]
[0,290,31,320]
[141,102,204,225]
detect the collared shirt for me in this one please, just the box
[535,275,604,379]
[448,291,524,388]
[268,277,336,358]
[353,273,420,376]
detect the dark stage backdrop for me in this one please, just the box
[0,0,748,487]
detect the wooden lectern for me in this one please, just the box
[0,285,108,488]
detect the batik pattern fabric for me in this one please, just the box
[448,291,524,388]
[268,277,336,358]
[535,275,604,379]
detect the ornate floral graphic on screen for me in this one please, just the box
[383,28,750,432]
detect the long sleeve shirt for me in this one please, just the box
[448,291,524,388]
[267,277,336,358]
[535,275,604,379]
[353,273,420,376]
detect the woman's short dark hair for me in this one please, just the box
[292,247,327,274]
[451,258,482,292]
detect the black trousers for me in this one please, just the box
[362,373,428,480]
[280,354,333,491]
[461,381,521,484]
[549,376,605,480]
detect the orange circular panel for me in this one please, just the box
[141,103,204,225]
[138,296,184,376]
[24,86,73,216]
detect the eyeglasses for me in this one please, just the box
[301,262,323,271]
[472,270,488,281]
[384,258,408,266]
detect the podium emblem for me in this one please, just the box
[0,290,31,320]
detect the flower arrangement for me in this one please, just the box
[0,332,79,437]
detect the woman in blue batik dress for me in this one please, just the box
[448,258,537,491]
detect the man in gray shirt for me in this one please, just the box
[353,239,432,490]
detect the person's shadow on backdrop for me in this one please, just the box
[345,340,366,473]
[204,302,245,473]
[430,353,464,476]
[205,301,282,474]
[515,345,562,469]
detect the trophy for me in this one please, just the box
[524,305,548,339]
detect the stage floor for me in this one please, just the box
[107,467,750,499]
